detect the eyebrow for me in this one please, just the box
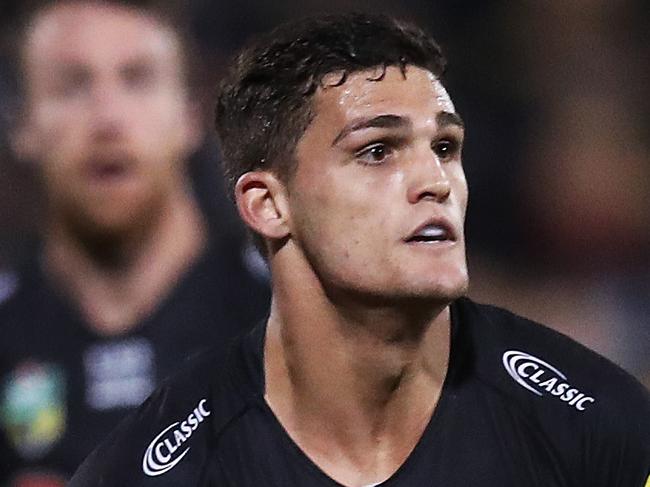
[332,114,408,146]
[437,111,465,129]
[332,111,464,146]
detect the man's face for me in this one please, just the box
[287,65,468,302]
[19,2,198,235]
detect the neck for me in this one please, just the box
[43,184,207,335]
[264,249,452,486]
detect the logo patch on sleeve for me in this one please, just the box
[142,398,211,476]
[502,350,596,411]
[0,361,66,459]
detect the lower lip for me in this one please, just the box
[404,239,457,248]
[87,166,132,182]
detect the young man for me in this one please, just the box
[0,1,269,484]
[69,13,649,487]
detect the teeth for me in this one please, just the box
[416,225,446,239]
[407,224,449,242]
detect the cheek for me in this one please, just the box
[31,102,87,153]
[324,187,393,257]
[36,116,86,171]
[293,179,355,246]
[140,92,185,128]
[451,169,469,212]
[291,159,403,248]
[40,159,78,200]
[137,98,194,157]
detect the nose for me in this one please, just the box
[406,149,451,204]
[89,83,127,141]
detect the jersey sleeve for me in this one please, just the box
[67,392,157,487]
[584,378,649,487]
[68,378,218,486]
[461,299,650,487]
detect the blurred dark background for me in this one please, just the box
[1,0,648,384]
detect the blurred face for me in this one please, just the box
[19,2,199,235]
[286,65,469,302]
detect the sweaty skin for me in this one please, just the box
[255,66,468,486]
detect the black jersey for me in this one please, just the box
[0,237,270,486]
[69,298,649,487]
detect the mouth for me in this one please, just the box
[405,219,457,244]
[84,155,135,183]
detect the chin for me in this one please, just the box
[406,269,469,303]
[63,204,148,241]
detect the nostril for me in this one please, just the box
[411,181,450,203]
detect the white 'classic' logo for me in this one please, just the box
[502,351,596,411]
[142,398,211,476]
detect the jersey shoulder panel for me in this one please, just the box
[68,341,251,487]
[459,298,648,411]
[456,298,650,486]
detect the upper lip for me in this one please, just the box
[404,217,458,243]
[83,152,135,177]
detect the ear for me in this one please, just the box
[235,171,291,241]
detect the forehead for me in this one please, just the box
[313,65,456,125]
[23,2,180,74]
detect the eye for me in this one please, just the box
[122,63,155,90]
[356,143,393,165]
[53,68,92,98]
[432,138,460,160]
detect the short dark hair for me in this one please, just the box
[215,12,447,197]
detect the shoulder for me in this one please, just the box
[456,297,648,408]
[0,270,19,309]
[455,298,649,484]
[0,253,51,322]
[0,264,42,346]
[188,238,270,326]
[0,258,75,367]
[0,267,28,320]
[68,342,253,487]
[202,236,269,285]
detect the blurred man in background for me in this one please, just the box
[0,1,269,485]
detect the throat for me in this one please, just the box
[263,307,451,486]
[43,190,207,335]
[265,367,442,487]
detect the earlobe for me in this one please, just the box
[235,171,290,240]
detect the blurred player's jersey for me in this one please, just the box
[69,298,649,487]
[0,237,270,486]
